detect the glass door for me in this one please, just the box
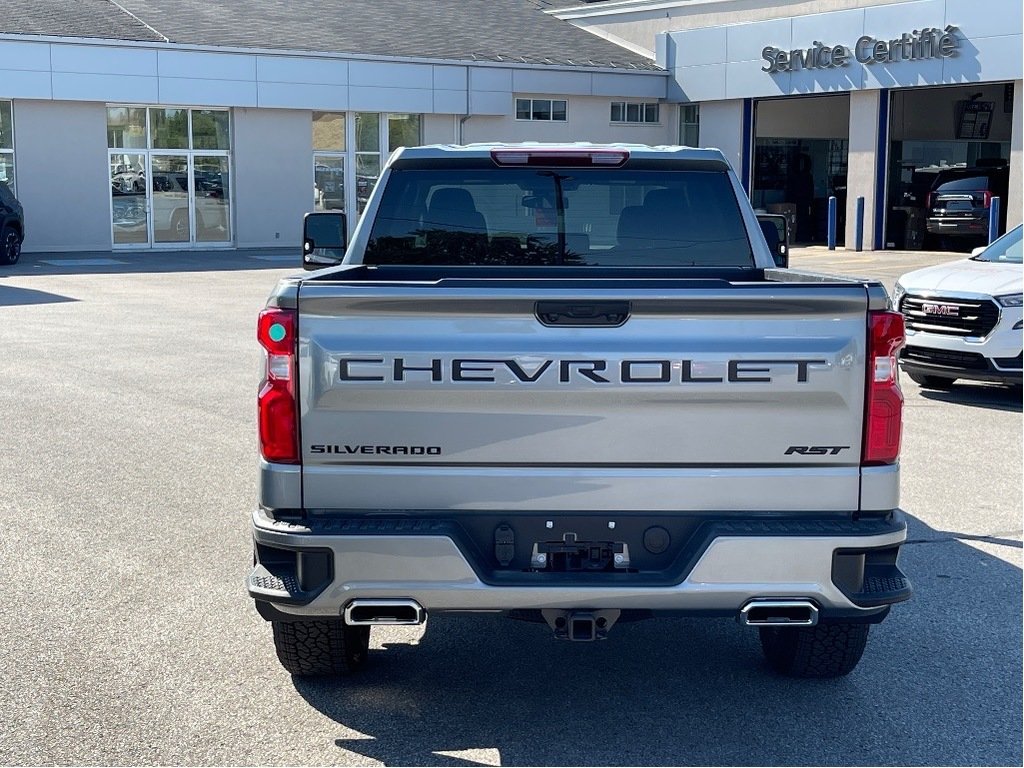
[194,155,231,243]
[110,151,149,245]
[150,154,191,244]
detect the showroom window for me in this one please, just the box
[516,98,568,121]
[107,106,232,247]
[312,112,422,216]
[611,101,660,124]
[0,100,15,193]
[680,104,699,146]
[313,111,346,213]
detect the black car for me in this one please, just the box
[925,165,1009,249]
[0,180,24,265]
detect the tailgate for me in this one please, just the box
[297,280,869,512]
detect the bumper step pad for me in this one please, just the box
[847,563,912,607]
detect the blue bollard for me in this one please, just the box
[827,195,837,250]
[989,197,1001,244]
[855,196,865,252]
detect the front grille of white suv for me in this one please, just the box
[900,294,1000,337]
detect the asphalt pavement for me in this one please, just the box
[0,247,1020,766]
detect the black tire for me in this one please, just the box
[759,622,870,678]
[271,620,370,677]
[906,371,955,389]
[1,225,21,265]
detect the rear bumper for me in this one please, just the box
[248,508,910,622]
[926,216,988,236]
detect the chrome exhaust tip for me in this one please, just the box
[344,599,426,626]
[739,599,819,627]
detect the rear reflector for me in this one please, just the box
[257,307,299,464]
[490,149,628,167]
[863,310,905,466]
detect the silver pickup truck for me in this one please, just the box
[249,143,911,679]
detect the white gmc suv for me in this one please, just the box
[894,225,1023,390]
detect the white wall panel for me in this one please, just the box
[158,50,256,81]
[512,69,591,94]
[726,18,792,63]
[0,41,50,71]
[698,99,745,174]
[257,82,348,110]
[672,25,728,68]
[1008,79,1022,230]
[942,34,1023,84]
[673,63,727,102]
[468,90,511,115]
[862,0,943,37]
[159,77,257,107]
[433,89,468,114]
[52,72,158,103]
[14,100,110,252]
[256,56,348,85]
[788,63,866,93]
[349,61,432,89]
[845,90,881,249]
[591,72,665,98]
[348,86,433,113]
[422,113,456,144]
[861,53,943,89]
[470,68,513,92]
[51,45,157,76]
[233,108,311,248]
[433,65,467,90]
[0,69,52,99]
[945,0,1021,39]
[725,60,789,99]
[655,33,668,68]
[792,9,863,48]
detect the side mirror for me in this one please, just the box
[756,214,789,268]
[303,211,347,270]
[970,245,987,257]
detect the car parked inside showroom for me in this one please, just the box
[0,179,23,265]
[894,224,1022,389]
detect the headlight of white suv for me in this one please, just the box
[891,282,906,310]
[995,293,1023,307]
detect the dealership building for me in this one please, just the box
[1,0,1021,253]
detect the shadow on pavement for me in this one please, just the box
[916,382,1022,413]
[0,284,79,306]
[293,514,1022,767]
[1,249,299,277]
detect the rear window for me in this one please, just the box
[364,167,753,267]
[933,173,991,192]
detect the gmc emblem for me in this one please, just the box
[922,303,959,317]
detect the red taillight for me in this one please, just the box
[863,310,905,466]
[257,307,299,464]
[982,190,992,208]
[490,148,629,167]
[925,192,932,209]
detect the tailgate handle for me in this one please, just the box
[535,301,631,327]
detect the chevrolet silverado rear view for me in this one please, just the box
[249,144,912,679]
